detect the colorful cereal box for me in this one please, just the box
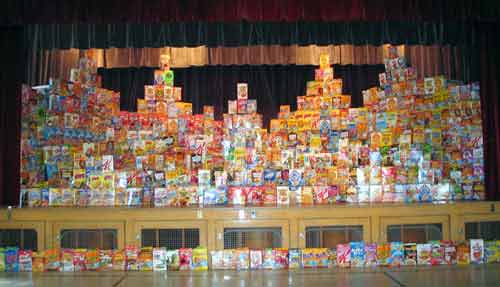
[443,242,457,265]
[365,243,378,267]
[262,248,274,269]
[403,243,417,266]
[417,243,432,265]
[350,242,365,267]
[73,249,87,271]
[377,243,390,266]
[61,249,74,272]
[389,242,404,267]
[32,252,45,272]
[44,248,61,272]
[19,250,33,272]
[192,247,209,271]
[166,250,180,271]
[179,248,193,270]
[456,242,470,265]
[210,250,224,270]
[138,247,153,271]
[336,244,351,267]
[288,248,301,269]
[470,239,484,264]
[85,249,100,271]
[99,250,113,271]
[302,248,317,268]
[5,247,19,272]
[112,250,126,271]
[250,249,263,269]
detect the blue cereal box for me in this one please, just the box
[350,242,365,267]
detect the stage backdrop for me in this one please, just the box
[98,64,384,127]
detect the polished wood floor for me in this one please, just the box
[0,265,498,287]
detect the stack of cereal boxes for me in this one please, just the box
[20,47,485,208]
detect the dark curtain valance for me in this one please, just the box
[3,0,499,24]
[26,21,481,49]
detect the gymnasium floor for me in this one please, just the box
[0,265,499,287]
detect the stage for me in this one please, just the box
[2,201,499,251]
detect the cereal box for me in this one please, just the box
[470,239,484,264]
[403,243,417,266]
[138,247,153,271]
[187,247,206,271]
[44,248,60,272]
[336,244,351,267]
[19,250,33,272]
[5,247,19,272]
[350,242,365,267]
[262,248,274,269]
[365,243,378,267]
[250,249,263,269]
[179,248,193,270]
[85,249,100,271]
[210,250,224,270]
[456,241,470,265]
[443,242,457,265]
[417,244,432,265]
[288,248,301,269]
[377,243,390,266]
[61,249,74,272]
[112,250,126,271]
[73,249,87,271]
[166,250,180,271]
[389,242,404,267]
[99,250,113,271]
[301,248,317,268]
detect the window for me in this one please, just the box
[387,224,442,243]
[0,229,37,251]
[465,221,500,240]
[306,225,363,248]
[223,227,282,249]
[60,229,117,249]
[141,228,200,249]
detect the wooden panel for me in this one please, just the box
[0,220,45,251]
[51,221,125,249]
[380,215,450,242]
[298,217,371,248]
[133,220,208,248]
[1,202,499,250]
[215,219,290,250]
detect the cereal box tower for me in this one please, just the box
[270,53,354,205]
[133,53,197,207]
[223,82,267,205]
[20,50,121,207]
[362,45,484,202]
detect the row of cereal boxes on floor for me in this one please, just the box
[0,239,497,272]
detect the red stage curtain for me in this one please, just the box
[479,23,500,200]
[2,0,498,24]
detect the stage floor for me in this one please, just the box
[0,265,499,287]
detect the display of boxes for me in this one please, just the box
[20,50,485,209]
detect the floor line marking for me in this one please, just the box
[383,271,407,287]
[112,273,128,287]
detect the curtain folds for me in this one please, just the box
[478,23,500,200]
[28,44,474,85]
[25,21,482,49]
